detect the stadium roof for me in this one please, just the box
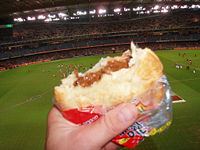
[0,0,199,18]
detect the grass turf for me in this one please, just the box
[0,50,200,150]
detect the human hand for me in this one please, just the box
[45,103,138,150]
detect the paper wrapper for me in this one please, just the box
[53,75,172,149]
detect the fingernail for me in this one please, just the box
[118,103,137,123]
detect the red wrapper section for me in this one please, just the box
[61,103,149,149]
[112,135,144,149]
[112,120,149,148]
[61,106,101,125]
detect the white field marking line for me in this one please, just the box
[171,91,186,104]
[0,88,52,113]
[168,77,200,83]
[173,100,186,103]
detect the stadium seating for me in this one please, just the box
[0,9,200,70]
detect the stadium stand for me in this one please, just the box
[0,8,200,70]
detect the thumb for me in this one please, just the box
[81,103,138,148]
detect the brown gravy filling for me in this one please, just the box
[73,56,132,87]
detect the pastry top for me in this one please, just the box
[54,42,164,110]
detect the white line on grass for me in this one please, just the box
[0,88,52,113]
[171,91,186,104]
[173,100,186,103]
[169,77,200,83]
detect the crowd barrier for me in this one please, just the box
[0,59,51,72]
[0,68,6,71]
[174,47,200,50]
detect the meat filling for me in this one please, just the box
[73,56,132,87]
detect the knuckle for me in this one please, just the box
[103,114,121,135]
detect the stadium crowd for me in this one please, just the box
[0,9,199,43]
[1,41,200,71]
[0,45,126,70]
[0,9,200,71]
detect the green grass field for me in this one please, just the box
[0,50,200,150]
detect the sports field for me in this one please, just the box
[0,49,200,150]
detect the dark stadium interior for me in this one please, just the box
[0,0,200,70]
[0,0,200,16]
[0,1,200,150]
